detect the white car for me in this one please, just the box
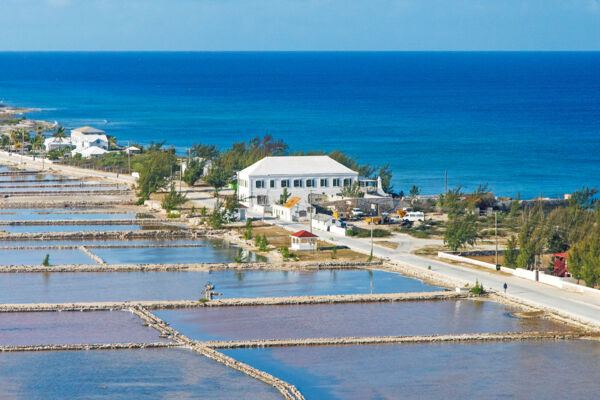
[403,211,425,222]
[351,208,364,217]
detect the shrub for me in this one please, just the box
[281,246,290,260]
[161,184,187,212]
[470,279,485,295]
[331,246,337,259]
[42,254,50,266]
[167,212,181,218]
[233,248,246,263]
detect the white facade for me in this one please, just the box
[71,126,109,151]
[290,231,318,251]
[237,156,359,210]
[44,137,72,152]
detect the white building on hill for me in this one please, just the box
[71,126,109,151]
[237,156,359,211]
[43,137,72,152]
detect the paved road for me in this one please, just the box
[262,215,600,327]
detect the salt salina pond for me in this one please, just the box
[0,348,282,400]
[0,238,265,266]
[0,311,167,346]
[225,340,600,400]
[0,209,135,220]
[154,300,569,341]
[0,224,145,233]
[0,269,439,303]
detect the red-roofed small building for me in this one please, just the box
[553,252,570,277]
[290,230,318,251]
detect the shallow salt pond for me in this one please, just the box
[224,340,600,400]
[0,269,439,304]
[0,224,142,233]
[154,299,570,341]
[0,348,282,399]
[0,311,167,346]
[0,209,135,221]
[91,244,265,264]
[0,185,125,192]
[0,249,95,266]
[0,239,263,265]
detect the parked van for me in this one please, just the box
[403,211,425,222]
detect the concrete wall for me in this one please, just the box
[437,251,596,295]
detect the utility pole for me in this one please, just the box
[309,191,313,233]
[444,170,447,194]
[495,212,499,270]
[20,129,24,164]
[127,140,131,175]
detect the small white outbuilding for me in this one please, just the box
[290,230,318,251]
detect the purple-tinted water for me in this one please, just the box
[155,300,569,341]
[0,311,167,346]
[0,348,282,399]
[225,340,600,400]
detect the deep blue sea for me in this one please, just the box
[1,52,599,198]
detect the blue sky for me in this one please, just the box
[1,0,599,51]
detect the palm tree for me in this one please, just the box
[32,132,44,155]
[108,135,117,150]
[9,129,19,153]
[54,126,66,144]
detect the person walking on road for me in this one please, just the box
[503,282,508,294]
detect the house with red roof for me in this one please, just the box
[290,230,318,251]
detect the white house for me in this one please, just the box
[237,156,359,211]
[311,213,349,236]
[272,196,306,222]
[70,126,109,151]
[44,137,72,152]
[72,146,107,158]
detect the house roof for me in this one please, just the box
[238,156,358,177]
[282,197,301,208]
[290,230,318,238]
[77,146,107,156]
[72,126,105,134]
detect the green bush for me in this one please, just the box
[470,279,484,295]
[167,212,181,218]
[42,254,50,266]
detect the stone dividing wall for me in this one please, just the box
[204,332,589,349]
[0,259,382,273]
[0,219,170,226]
[0,292,467,313]
[0,189,131,196]
[79,245,105,265]
[0,200,138,209]
[130,307,305,400]
[0,229,202,241]
[0,342,177,353]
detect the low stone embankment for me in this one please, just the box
[204,331,590,349]
[0,342,177,353]
[0,189,131,196]
[0,200,137,208]
[130,307,305,400]
[0,229,199,241]
[0,259,381,273]
[79,245,105,264]
[0,218,169,226]
[0,292,466,312]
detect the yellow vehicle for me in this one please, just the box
[396,210,406,218]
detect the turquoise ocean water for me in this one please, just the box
[1,52,598,198]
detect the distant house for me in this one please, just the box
[70,126,109,151]
[311,213,349,236]
[237,156,359,211]
[290,230,318,251]
[72,146,107,158]
[44,137,72,152]
[272,196,304,222]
